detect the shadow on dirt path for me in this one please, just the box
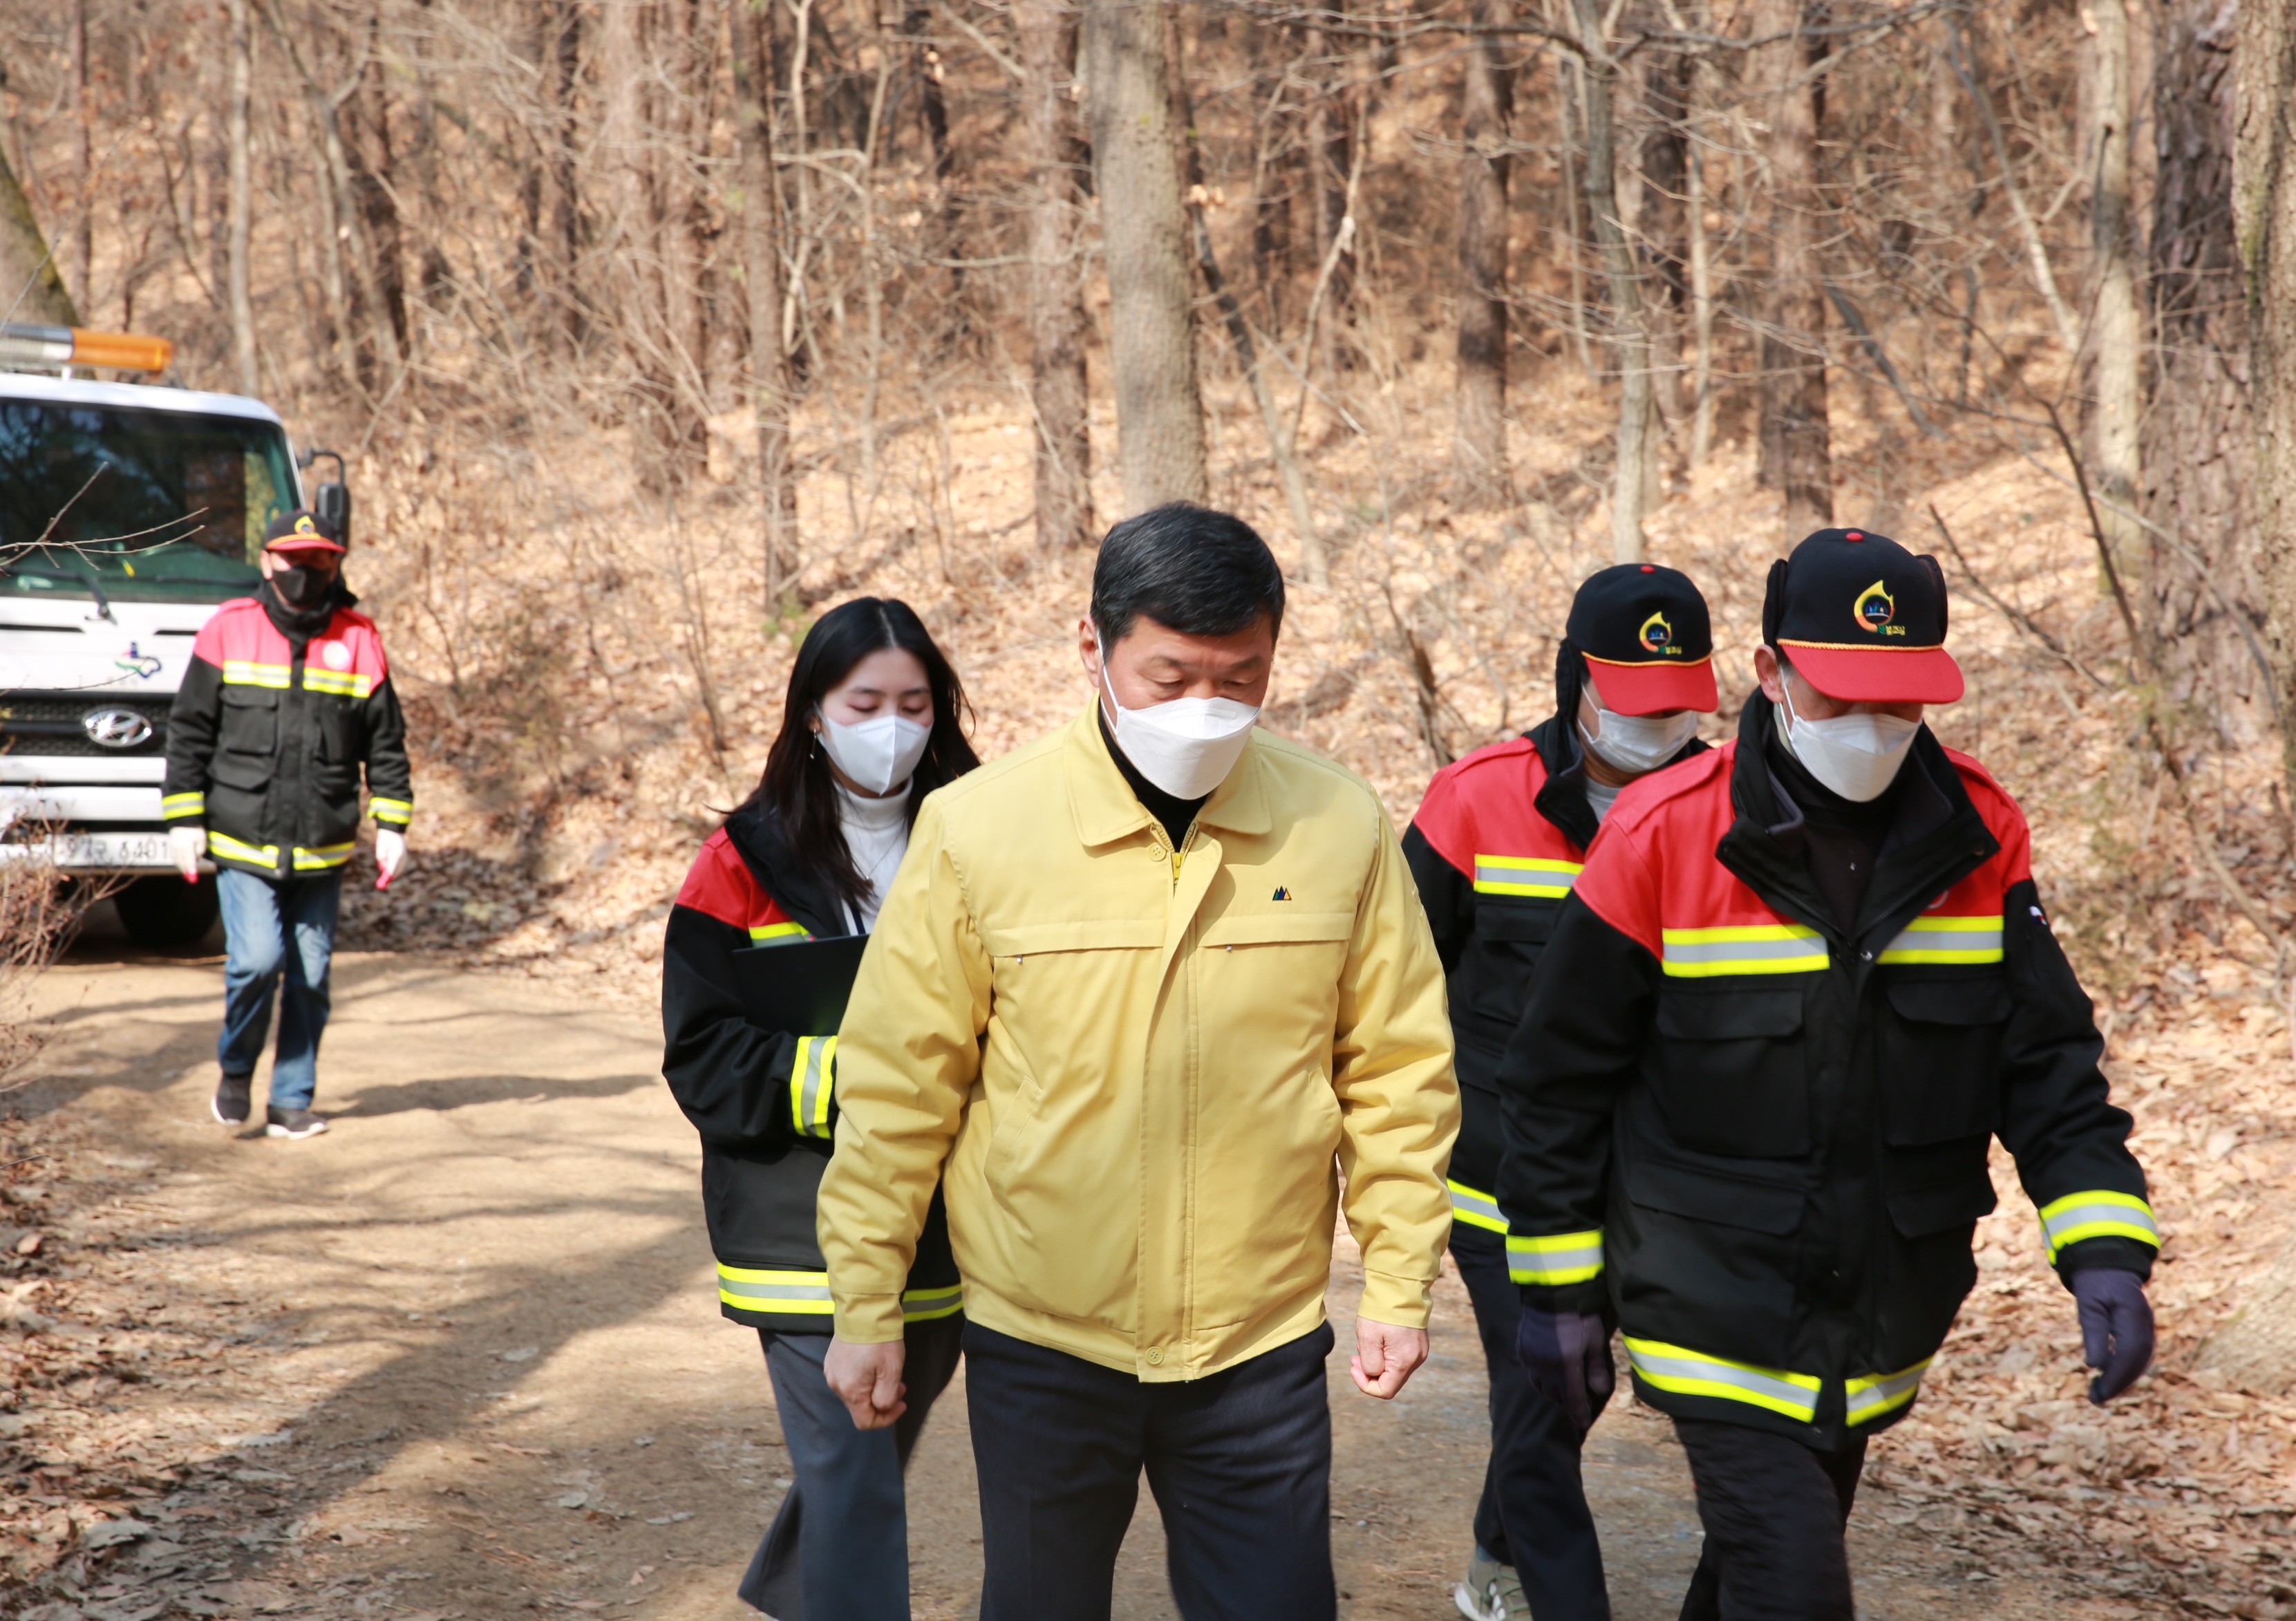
[3,941,2152,1620]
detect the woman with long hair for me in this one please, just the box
[661,597,979,1620]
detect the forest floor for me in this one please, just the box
[0,916,2167,1621]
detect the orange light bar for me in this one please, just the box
[0,322,173,373]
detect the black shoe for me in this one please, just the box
[213,1073,253,1127]
[264,1106,329,1141]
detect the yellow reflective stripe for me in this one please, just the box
[716,1263,834,1315]
[161,792,205,817]
[300,668,378,698]
[220,660,292,689]
[292,841,357,870]
[207,831,278,865]
[1846,1358,1932,1425]
[790,1036,836,1138]
[902,1284,964,1322]
[1447,1179,1508,1235]
[1474,855,1583,899]
[369,797,413,825]
[1661,924,1827,978]
[1878,913,2004,964]
[1624,1336,1822,1421]
[749,921,810,944]
[1507,1229,1603,1285]
[2038,1190,2160,1261]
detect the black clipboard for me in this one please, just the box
[728,934,870,1035]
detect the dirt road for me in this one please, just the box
[5,930,2149,1620]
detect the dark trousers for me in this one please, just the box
[1672,1418,1867,1621]
[963,1318,1337,1621]
[1452,1239,1610,1620]
[738,1314,965,1620]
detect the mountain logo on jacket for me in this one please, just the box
[1854,580,1901,635]
[1272,886,1292,901]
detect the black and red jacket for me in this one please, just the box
[660,805,960,1333]
[1494,697,2158,1447]
[1403,712,1703,1250]
[162,592,411,877]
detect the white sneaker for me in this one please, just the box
[1453,1546,1530,1621]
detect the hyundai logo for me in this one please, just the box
[82,708,154,749]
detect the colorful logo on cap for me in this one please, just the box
[1639,611,1681,657]
[293,514,319,536]
[1854,580,1901,636]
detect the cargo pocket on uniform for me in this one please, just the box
[1880,977,2010,1145]
[217,685,276,756]
[1648,989,1809,1158]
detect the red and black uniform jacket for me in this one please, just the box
[161,592,412,878]
[1403,713,1704,1251]
[1495,696,2158,1448]
[660,805,960,1334]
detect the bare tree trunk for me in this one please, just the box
[1641,29,1692,440]
[1304,10,1353,377]
[2239,0,2296,794]
[1753,0,1832,535]
[1686,84,1715,469]
[659,0,711,440]
[1571,0,1651,562]
[227,0,260,394]
[904,3,966,328]
[1453,0,1513,506]
[340,44,408,386]
[731,0,797,598]
[1082,0,1206,512]
[1018,0,1093,549]
[2145,0,2261,735]
[66,0,92,312]
[2081,0,2143,591]
[0,141,78,326]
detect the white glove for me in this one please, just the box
[169,825,207,882]
[375,827,407,888]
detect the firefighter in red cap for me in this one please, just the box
[1494,528,2158,1617]
[1406,562,1719,1621]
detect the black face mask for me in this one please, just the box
[272,563,335,609]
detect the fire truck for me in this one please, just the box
[0,323,349,948]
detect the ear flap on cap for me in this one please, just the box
[1760,557,1789,648]
[1917,554,1948,638]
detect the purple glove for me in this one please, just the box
[1514,1303,1615,1436]
[2071,1268,2154,1405]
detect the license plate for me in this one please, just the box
[1,832,176,869]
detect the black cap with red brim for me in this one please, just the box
[1762,527,1963,704]
[263,508,347,556]
[1566,562,1720,715]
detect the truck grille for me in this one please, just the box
[0,692,172,757]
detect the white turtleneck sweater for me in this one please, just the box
[837,780,914,931]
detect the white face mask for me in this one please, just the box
[1096,635,1259,800]
[818,711,932,796]
[1578,692,1700,777]
[1777,682,1919,803]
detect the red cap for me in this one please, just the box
[1583,653,1720,715]
[263,508,348,556]
[1775,641,1964,704]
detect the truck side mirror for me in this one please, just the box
[313,479,352,550]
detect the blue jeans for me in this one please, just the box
[216,866,342,1110]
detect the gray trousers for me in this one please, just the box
[738,1315,965,1620]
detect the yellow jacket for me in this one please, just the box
[818,704,1460,1380]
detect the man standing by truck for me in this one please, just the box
[162,509,412,1139]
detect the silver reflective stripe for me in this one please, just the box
[1447,1181,1507,1234]
[1474,860,1579,892]
[1662,936,1826,966]
[902,1286,964,1320]
[1506,1233,1603,1284]
[798,1036,835,1137]
[2038,1192,2160,1258]
[1623,1338,1820,1422]
[1846,1360,1930,1425]
[719,1277,833,1304]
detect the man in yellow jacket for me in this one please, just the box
[819,504,1460,1620]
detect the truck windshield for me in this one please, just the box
[0,398,294,602]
